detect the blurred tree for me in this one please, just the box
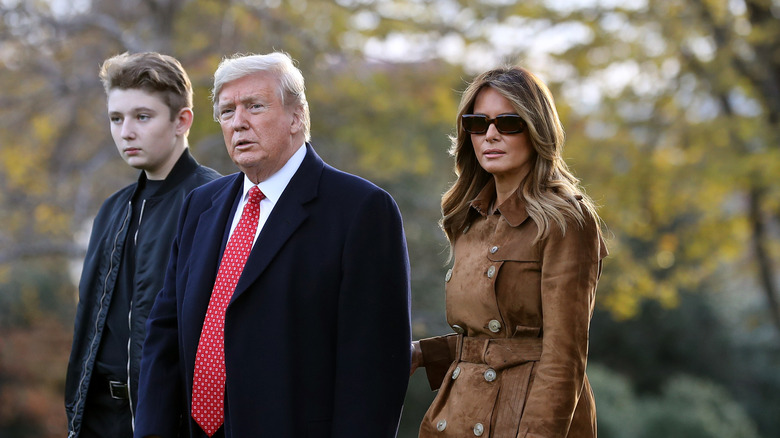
[548,0,780,330]
[2,0,780,437]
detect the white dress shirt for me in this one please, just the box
[227,144,307,245]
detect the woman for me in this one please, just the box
[412,66,607,437]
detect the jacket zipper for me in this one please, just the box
[127,199,145,429]
[133,199,146,246]
[127,304,135,430]
[70,201,132,436]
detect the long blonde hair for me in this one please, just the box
[441,66,601,245]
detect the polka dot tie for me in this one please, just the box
[191,186,264,436]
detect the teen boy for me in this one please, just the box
[66,52,221,438]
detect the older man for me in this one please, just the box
[134,52,411,438]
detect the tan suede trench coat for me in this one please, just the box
[419,181,607,438]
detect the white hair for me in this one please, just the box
[211,52,311,141]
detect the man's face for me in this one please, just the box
[107,88,184,180]
[217,72,302,183]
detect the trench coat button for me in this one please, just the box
[488,319,501,333]
[452,366,461,380]
[484,368,497,382]
[490,245,499,254]
[473,422,485,436]
[445,268,453,282]
[437,419,447,431]
[451,324,464,334]
[487,265,496,278]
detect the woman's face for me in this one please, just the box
[470,87,535,189]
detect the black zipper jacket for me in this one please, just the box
[65,149,221,437]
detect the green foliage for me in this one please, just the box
[639,376,760,438]
[590,291,735,394]
[590,288,780,437]
[398,371,438,437]
[309,60,461,179]
[589,365,761,438]
[587,364,645,437]
[0,260,75,328]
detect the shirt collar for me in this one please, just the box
[241,143,307,204]
[469,179,530,227]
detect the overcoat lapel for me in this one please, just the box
[230,144,324,302]
[185,174,244,315]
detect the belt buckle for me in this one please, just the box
[109,380,129,400]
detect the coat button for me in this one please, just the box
[484,368,497,382]
[445,268,452,282]
[490,245,499,254]
[452,366,461,380]
[452,324,464,334]
[487,265,496,278]
[473,422,485,436]
[488,319,501,333]
[437,419,447,431]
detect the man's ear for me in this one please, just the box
[175,107,194,136]
[290,106,304,135]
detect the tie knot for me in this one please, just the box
[248,186,265,205]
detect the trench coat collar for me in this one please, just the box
[469,179,530,228]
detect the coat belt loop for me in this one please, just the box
[480,338,491,363]
[456,333,464,362]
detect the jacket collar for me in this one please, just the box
[469,178,530,227]
[135,148,199,198]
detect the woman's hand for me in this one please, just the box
[410,340,423,375]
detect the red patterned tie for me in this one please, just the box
[192,185,264,436]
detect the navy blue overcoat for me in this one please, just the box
[135,144,412,438]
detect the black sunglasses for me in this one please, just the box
[462,114,525,134]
